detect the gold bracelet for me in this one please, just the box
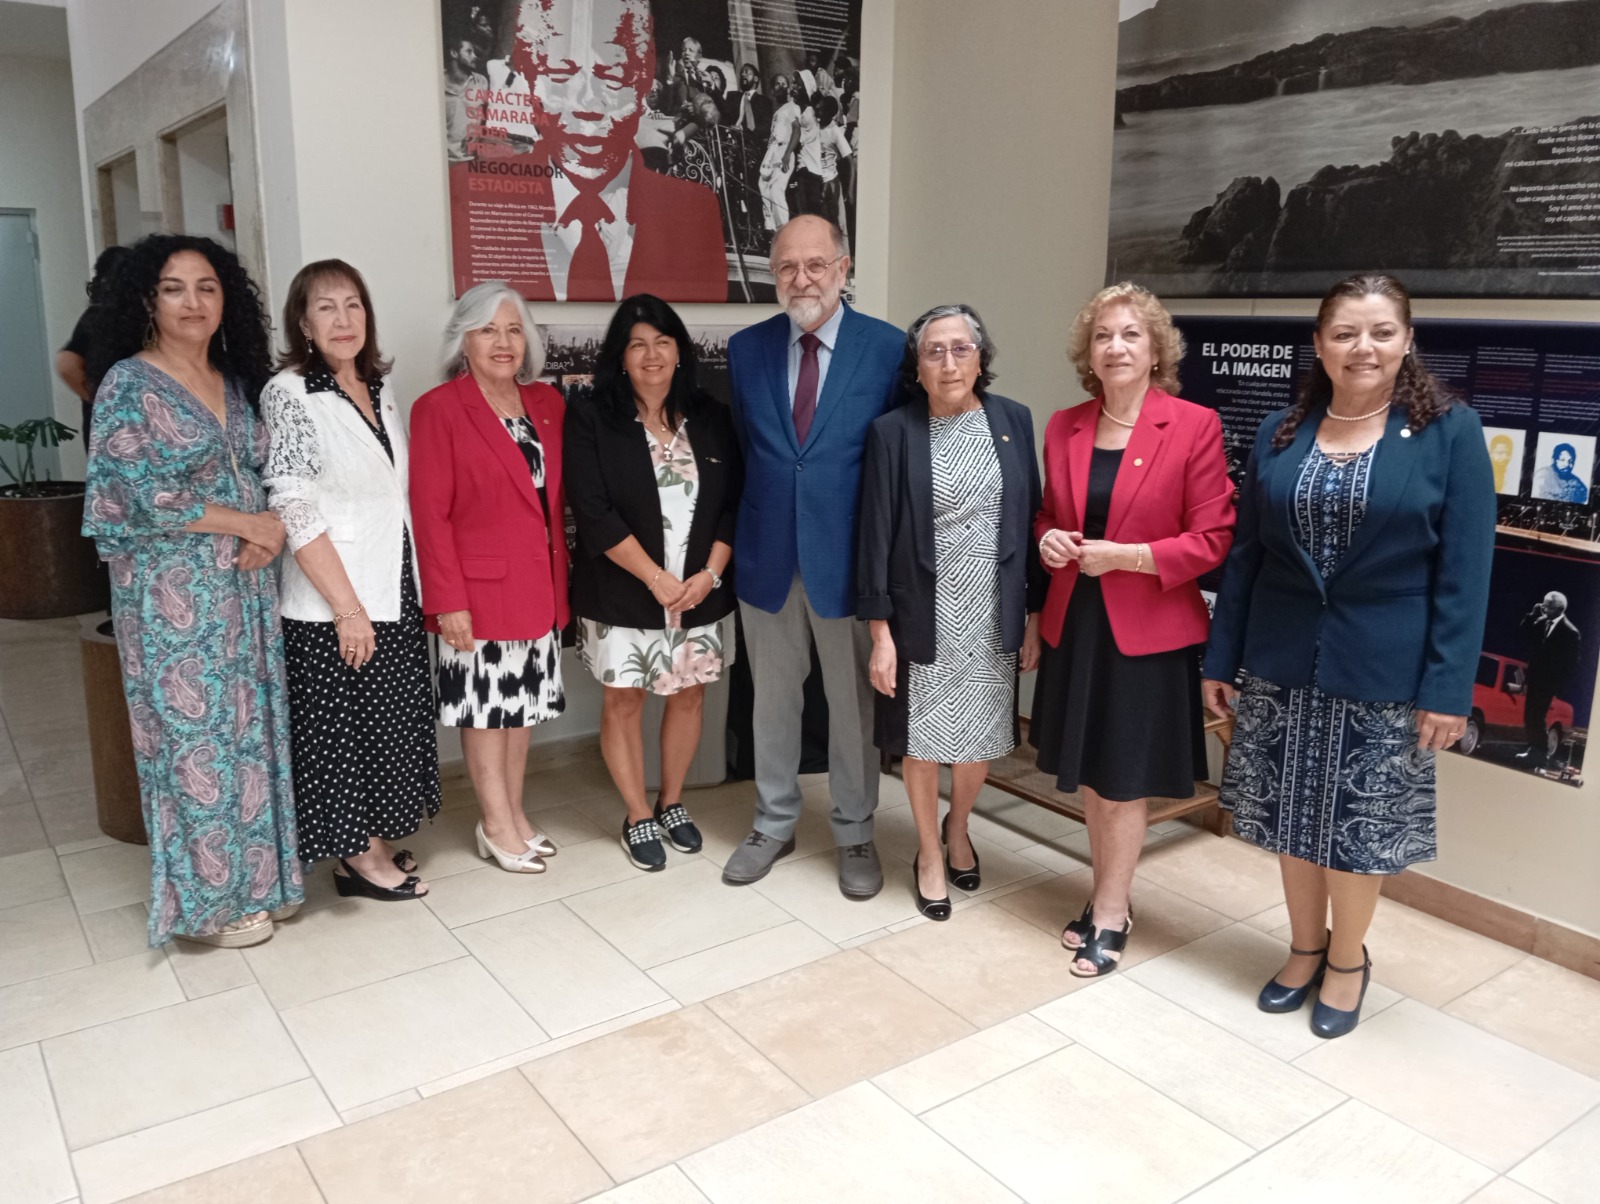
[333,603,365,624]
[649,569,663,592]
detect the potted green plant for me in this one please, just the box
[0,417,109,619]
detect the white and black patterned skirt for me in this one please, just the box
[435,629,565,728]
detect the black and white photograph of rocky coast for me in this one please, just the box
[1108,0,1600,296]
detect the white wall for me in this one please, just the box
[0,52,91,471]
[65,0,221,106]
[175,112,235,249]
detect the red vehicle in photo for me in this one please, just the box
[1462,652,1575,759]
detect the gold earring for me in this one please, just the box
[142,317,157,350]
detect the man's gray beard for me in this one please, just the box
[783,295,825,328]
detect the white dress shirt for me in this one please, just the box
[785,301,846,412]
[542,157,635,301]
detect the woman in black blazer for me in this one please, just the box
[858,304,1045,919]
[565,295,743,871]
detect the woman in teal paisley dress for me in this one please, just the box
[83,234,303,948]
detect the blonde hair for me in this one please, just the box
[1067,282,1184,397]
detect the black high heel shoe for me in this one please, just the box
[1310,946,1372,1039]
[1062,899,1134,951]
[333,858,428,901]
[1069,913,1131,979]
[913,853,952,921]
[941,814,981,892]
[1258,934,1330,1013]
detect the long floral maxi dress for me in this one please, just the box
[83,358,303,945]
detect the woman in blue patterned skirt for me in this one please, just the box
[83,234,303,948]
[1203,274,1495,1038]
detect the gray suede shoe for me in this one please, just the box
[721,830,797,885]
[837,841,883,899]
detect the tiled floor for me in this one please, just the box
[2,616,1597,1204]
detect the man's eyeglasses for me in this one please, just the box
[774,255,844,283]
[920,342,980,363]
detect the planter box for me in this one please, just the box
[0,484,110,619]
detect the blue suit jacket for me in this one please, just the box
[1203,403,1495,715]
[728,304,904,617]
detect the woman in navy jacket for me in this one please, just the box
[1203,274,1495,1039]
[857,304,1044,919]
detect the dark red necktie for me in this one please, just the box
[793,332,821,443]
[562,191,616,302]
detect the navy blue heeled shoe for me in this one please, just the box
[1257,936,1329,1013]
[1310,946,1372,1039]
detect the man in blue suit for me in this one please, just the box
[724,215,904,897]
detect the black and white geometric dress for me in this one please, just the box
[435,415,567,728]
[889,407,1016,763]
[1220,444,1438,874]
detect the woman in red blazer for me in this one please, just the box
[1032,283,1235,977]
[410,282,570,874]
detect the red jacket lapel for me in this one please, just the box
[1106,388,1175,541]
[454,375,542,514]
[1066,400,1098,532]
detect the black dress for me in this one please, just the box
[1029,446,1207,802]
[281,373,441,863]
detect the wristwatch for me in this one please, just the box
[707,569,724,589]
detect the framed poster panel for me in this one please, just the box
[440,0,864,303]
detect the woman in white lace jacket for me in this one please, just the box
[261,260,440,902]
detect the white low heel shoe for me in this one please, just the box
[476,823,547,873]
[526,832,557,858]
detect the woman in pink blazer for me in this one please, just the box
[1032,283,1235,977]
[410,281,570,874]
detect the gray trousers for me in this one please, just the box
[740,575,880,845]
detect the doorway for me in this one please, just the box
[0,210,61,479]
[161,108,235,250]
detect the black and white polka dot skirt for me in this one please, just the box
[435,628,565,728]
[283,534,442,863]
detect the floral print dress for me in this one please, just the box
[577,416,736,695]
[83,358,303,945]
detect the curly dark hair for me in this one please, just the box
[895,303,997,405]
[85,245,129,306]
[588,294,714,430]
[86,233,274,405]
[1272,273,1452,449]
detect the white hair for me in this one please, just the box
[440,281,545,384]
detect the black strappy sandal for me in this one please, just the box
[1062,900,1133,951]
[1068,915,1132,978]
[392,849,418,874]
[941,814,981,892]
[334,858,428,901]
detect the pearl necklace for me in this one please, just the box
[1324,401,1391,423]
[1100,407,1138,428]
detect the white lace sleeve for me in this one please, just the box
[261,380,328,552]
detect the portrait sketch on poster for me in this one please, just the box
[1175,313,1600,790]
[439,0,864,304]
[1109,0,1600,297]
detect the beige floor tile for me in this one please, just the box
[1297,999,1600,1172]
[1182,1099,1494,1204]
[925,1044,1250,1204]
[0,847,67,911]
[1470,1180,1559,1204]
[161,941,256,999]
[1267,897,1530,1008]
[339,1088,419,1124]
[23,753,95,802]
[1035,976,1346,1149]
[566,859,791,969]
[0,1044,76,1204]
[1510,1103,1600,1204]
[1126,923,1401,1061]
[872,1012,1069,1114]
[1242,901,1290,933]
[59,842,150,915]
[420,836,650,929]
[869,806,1049,896]
[80,903,151,963]
[705,949,975,1097]
[397,806,506,880]
[0,803,50,858]
[44,985,309,1150]
[242,896,465,1010]
[0,952,183,1050]
[280,956,546,1111]
[524,1004,807,1181]
[1132,830,1286,919]
[583,1166,709,1204]
[34,793,104,850]
[967,789,1084,848]
[860,902,1090,1027]
[0,895,92,987]
[648,919,838,1004]
[689,794,836,867]
[530,802,609,848]
[1446,957,1600,1080]
[991,865,1233,967]
[456,900,671,1037]
[681,1080,1015,1204]
[518,999,683,1063]
[300,1070,610,1204]
[52,835,118,857]
[749,848,924,943]
[121,1146,322,1204]
[71,1078,339,1204]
